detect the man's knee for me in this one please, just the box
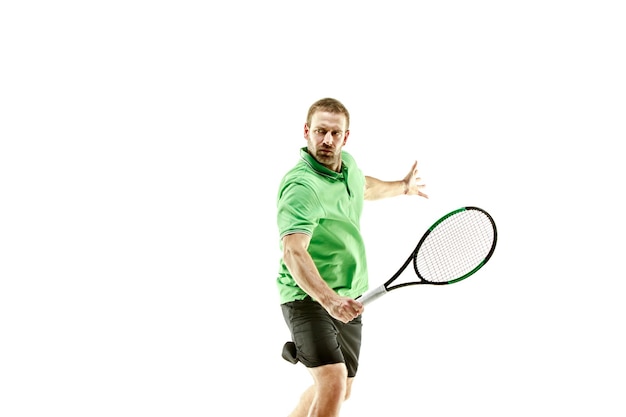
[311,363,348,396]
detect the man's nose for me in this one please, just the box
[322,132,334,145]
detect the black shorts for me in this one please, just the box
[281,297,363,378]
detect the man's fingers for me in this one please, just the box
[336,299,364,322]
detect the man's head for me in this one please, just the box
[304,98,351,172]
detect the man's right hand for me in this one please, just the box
[325,296,364,323]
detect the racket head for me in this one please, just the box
[412,206,497,285]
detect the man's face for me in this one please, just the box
[304,111,350,172]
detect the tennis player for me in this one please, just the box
[275,97,428,417]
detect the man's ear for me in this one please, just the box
[303,123,310,140]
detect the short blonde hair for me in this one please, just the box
[306,98,350,130]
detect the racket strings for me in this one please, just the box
[414,210,495,283]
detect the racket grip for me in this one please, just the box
[358,285,388,306]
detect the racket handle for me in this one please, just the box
[358,285,388,306]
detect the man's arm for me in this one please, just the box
[364,160,429,201]
[282,233,364,323]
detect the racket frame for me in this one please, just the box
[359,206,497,306]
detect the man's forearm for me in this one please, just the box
[283,248,337,306]
[364,176,406,200]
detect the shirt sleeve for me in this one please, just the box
[277,182,323,239]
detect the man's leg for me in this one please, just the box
[281,299,361,416]
[288,366,355,417]
[288,385,315,417]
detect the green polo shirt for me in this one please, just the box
[276,147,369,304]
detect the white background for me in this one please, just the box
[1,1,624,416]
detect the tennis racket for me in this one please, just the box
[358,206,497,306]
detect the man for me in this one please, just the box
[276,98,428,417]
